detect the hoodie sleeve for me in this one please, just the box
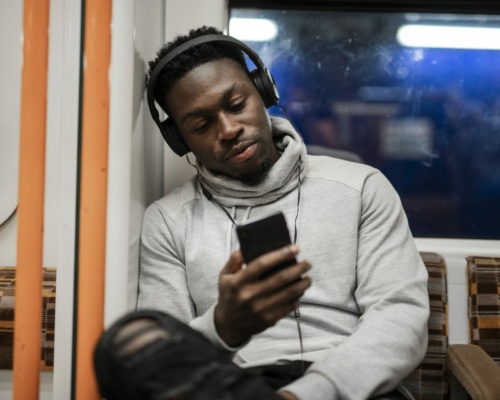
[281,171,430,400]
[137,203,244,353]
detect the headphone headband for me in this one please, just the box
[147,34,267,118]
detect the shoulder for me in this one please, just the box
[146,177,200,222]
[305,154,379,193]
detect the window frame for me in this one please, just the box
[229,0,500,15]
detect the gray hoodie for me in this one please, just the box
[138,117,429,400]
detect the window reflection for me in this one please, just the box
[229,10,500,239]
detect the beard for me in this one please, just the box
[238,157,273,186]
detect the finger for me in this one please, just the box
[258,298,304,327]
[220,250,244,275]
[229,261,310,309]
[241,245,299,282]
[257,260,312,295]
[253,274,312,314]
[235,260,311,304]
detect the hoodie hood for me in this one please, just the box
[196,117,307,207]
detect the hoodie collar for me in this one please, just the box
[197,117,307,207]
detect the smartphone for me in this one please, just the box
[236,212,297,280]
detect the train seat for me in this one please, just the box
[401,252,449,400]
[447,256,500,400]
[0,267,55,371]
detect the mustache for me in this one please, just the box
[221,135,258,160]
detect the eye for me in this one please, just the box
[193,120,212,133]
[229,100,247,112]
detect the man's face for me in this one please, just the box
[164,58,280,184]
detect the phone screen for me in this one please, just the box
[236,212,297,279]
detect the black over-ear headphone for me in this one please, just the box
[146,34,280,156]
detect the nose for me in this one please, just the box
[217,112,243,141]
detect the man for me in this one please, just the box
[136,26,429,399]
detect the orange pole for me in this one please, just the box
[13,0,50,399]
[75,0,112,399]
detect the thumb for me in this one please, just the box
[221,250,244,275]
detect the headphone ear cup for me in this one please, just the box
[160,118,190,156]
[250,68,280,108]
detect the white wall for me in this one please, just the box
[0,0,23,267]
[0,372,53,400]
[104,0,166,326]
[49,0,83,397]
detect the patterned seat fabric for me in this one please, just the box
[0,267,56,370]
[467,256,500,366]
[402,252,449,400]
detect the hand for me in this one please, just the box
[278,391,299,400]
[214,245,312,347]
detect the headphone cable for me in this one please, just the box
[186,142,306,375]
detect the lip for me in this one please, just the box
[226,142,257,162]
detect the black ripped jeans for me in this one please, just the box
[93,310,411,400]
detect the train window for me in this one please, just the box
[229,7,500,239]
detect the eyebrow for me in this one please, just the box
[180,82,245,124]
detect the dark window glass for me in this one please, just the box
[229,9,500,239]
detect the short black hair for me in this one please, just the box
[148,26,249,111]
